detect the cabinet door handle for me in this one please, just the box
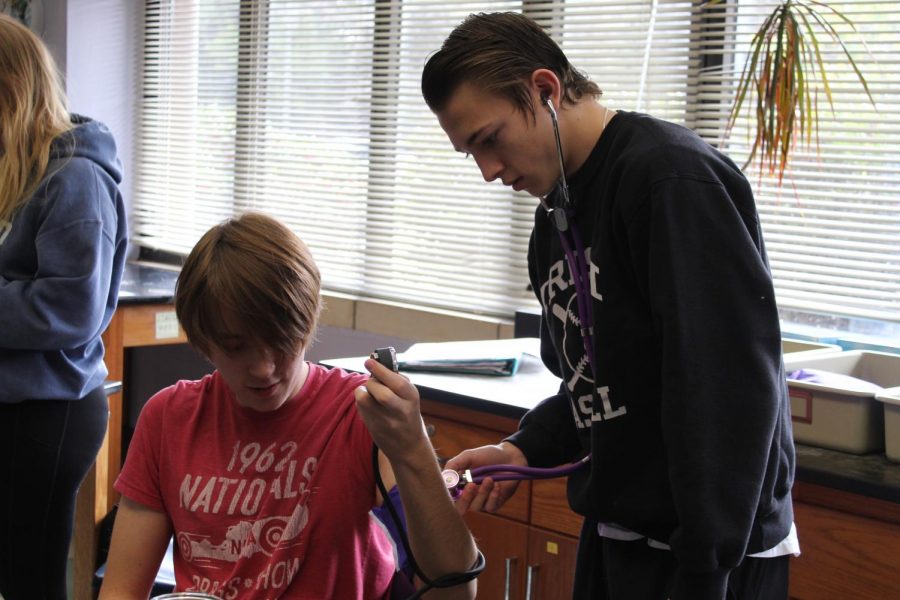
[425,423,436,437]
[525,563,538,600]
[504,556,517,600]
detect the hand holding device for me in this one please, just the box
[443,442,528,513]
[363,348,486,598]
[370,346,398,372]
[355,347,430,463]
[445,441,590,514]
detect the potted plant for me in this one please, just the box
[710,0,875,185]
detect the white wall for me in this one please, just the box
[39,0,142,239]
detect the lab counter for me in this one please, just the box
[323,350,900,506]
[795,444,900,504]
[117,260,180,304]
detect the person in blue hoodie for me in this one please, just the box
[0,13,127,600]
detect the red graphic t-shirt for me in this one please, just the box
[115,363,395,599]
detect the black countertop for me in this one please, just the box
[795,444,900,503]
[322,346,900,505]
[118,262,179,304]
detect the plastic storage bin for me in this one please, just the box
[876,387,900,463]
[781,339,841,358]
[784,350,900,454]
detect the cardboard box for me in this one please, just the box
[784,351,900,454]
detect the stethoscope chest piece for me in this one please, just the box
[442,469,460,489]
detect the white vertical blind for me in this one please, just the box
[134,0,899,323]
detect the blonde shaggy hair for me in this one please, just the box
[0,13,72,222]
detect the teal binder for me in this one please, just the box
[397,338,539,377]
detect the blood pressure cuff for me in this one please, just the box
[371,484,413,583]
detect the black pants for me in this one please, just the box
[573,520,790,600]
[0,386,109,600]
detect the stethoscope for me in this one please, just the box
[538,95,597,371]
[438,97,596,497]
[441,455,591,499]
[370,338,593,502]
[368,100,598,595]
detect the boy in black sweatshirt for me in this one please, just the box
[422,11,798,600]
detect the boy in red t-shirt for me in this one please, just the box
[99,212,477,600]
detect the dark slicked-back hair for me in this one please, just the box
[422,12,601,119]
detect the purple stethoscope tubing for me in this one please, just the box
[443,456,590,498]
[555,216,596,370]
[468,454,590,483]
[542,96,596,372]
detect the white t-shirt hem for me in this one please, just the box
[596,521,801,557]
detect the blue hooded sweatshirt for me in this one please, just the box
[0,115,127,402]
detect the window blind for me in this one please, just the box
[692,0,900,324]
[134,0,696,317]
[136,0,527,316]
[135,0,899,323]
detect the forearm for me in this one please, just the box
[0,277,107,349]
[98,497,171,600]
[389,440,478,599]
[506,387,579,468]
[357,358,478,597]
[97,584,149,600]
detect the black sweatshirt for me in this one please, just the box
[506,111,795,600]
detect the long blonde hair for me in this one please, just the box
[0,13,72,222]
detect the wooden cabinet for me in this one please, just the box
[465,513,578,600]
[532,478,581,538]
[73,303,188,600]
[526,528,579,600]
[420,399,582,599]
[789,482,900,599]
[422,398,900,600]
[467,512,529,599]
